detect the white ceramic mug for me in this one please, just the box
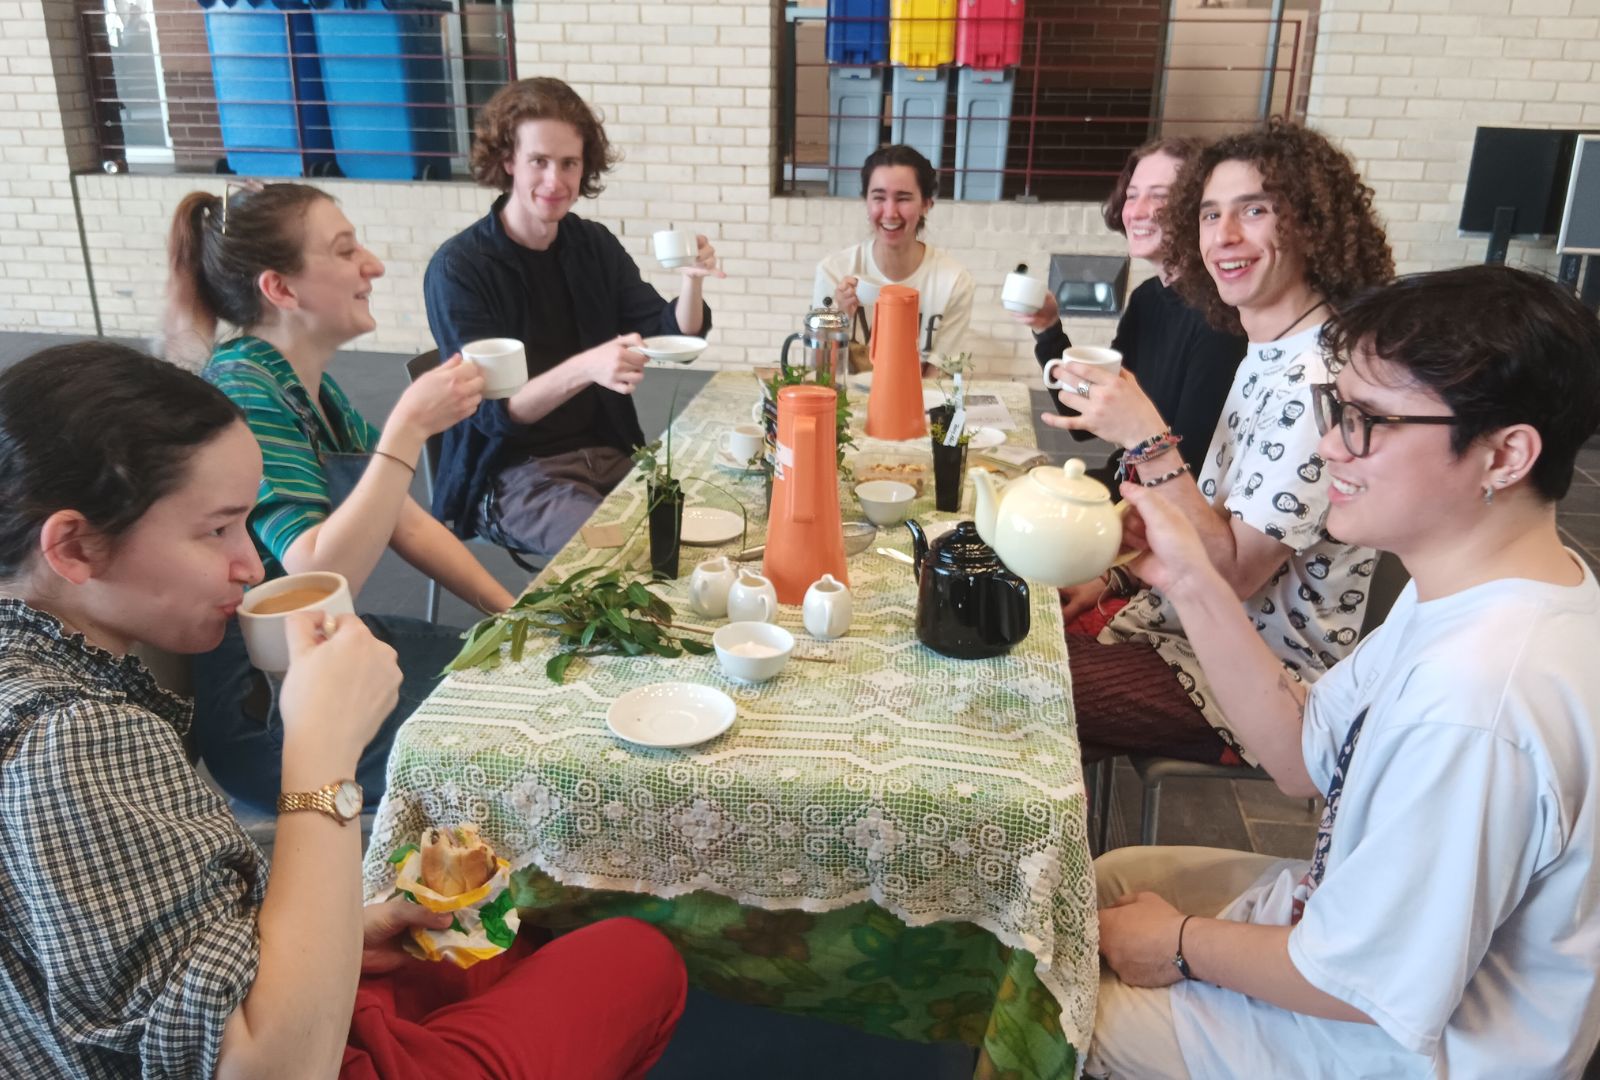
[802,573,852,640]
[1043,346,1124,391]
[720,424,765,464]
[461,337,527,400]
[853,278,881,314]
[689,556,738,619]
[1001,272,1049,314]
[652,229,697,270]
[237,571,355,674]
[727,571,778,624]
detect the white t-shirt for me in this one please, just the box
[1171,561,1600,1079]
[811,240,975,359]
[1102,324,1374,762]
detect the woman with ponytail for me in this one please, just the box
[167,183,517,812]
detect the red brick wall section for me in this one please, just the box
[1005,0,1164,200]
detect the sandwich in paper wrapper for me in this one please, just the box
[386,824,520,969]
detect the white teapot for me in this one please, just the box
[969,460,1135,588]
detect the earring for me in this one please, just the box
[1482,484,1494,505]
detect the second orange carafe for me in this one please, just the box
[865,284,927,441]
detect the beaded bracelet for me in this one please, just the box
[1136,461,1191,488]
[1123,428,1182,466]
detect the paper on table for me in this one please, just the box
[960,392,1017,431]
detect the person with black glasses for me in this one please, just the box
[1086,264,1600,1080]
[1059,121,1394,769]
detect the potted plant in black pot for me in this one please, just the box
[927,352,976,513]
[632,433,684,579]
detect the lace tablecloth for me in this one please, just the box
[363,373,1096,1073]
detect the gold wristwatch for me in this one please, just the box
[276,779,364,825]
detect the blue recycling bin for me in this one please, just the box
[309,0,453,180]
[827,0,888,65]
[199,0,335,177]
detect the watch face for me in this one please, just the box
[332,781,363,819]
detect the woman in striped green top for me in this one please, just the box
[166,183,518,812]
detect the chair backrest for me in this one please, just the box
[1358,550,1410,639]
[404,348,443,496]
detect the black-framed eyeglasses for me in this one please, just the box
[1310,383,1456,458]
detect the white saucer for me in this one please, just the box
[967,425,1005,449]
[606,683,736,748]
[681,506,744,545]
[714,449,761,473]
[637,335,708,364]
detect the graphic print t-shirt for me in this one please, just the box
[1100,324,1375,761]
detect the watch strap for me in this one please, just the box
[277,781,356,824]
[1173,914,1197,980]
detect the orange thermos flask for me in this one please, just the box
[763,384,848,605]
[864,283,928,441]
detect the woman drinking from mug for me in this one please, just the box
[0,342,685,1079]
[166,182,517,811]
[812,144,975,361]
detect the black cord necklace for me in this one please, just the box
[1267,298,1328,343]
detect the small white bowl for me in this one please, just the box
[713,622,795,684]
[854,480,917,527]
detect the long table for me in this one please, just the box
[362,371,1097,1077]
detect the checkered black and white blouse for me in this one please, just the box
[0,599,266,1079]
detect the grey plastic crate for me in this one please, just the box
[828,65,886,196]
[889,67,949,175]
[953,68,1014,201]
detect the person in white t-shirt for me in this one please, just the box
[811,144,975,360]
[1088,264,1600,1079]
[1053,121,1395,766]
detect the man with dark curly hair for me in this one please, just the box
[1052,120,1393,769]
[424,78,722,557]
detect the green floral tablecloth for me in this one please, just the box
[363,373,1095,1078]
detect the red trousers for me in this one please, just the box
[341,917,686,1080]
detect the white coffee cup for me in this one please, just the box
[802,573,852,640]
[854,278,881,314]
[461,337,527,400]
[720,424,765,464]
[689,556,738,619]
[727,571,778,624]
[653,229,697,270]
[1043,346,1124,391]
[237,571,355,674]
[1002,272,1049,314]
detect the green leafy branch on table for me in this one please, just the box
[445,565,712,684]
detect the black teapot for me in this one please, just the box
[905,520,1031,660]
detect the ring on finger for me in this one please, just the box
[1075,380,1092,398]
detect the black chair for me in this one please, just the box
[1094,550,1412,849]
[405,348,543,621]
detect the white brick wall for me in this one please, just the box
[1310,0,1600,276]
[9,0,1598,369]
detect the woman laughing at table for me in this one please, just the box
[0,341,685,1079]
[165,182,518,813]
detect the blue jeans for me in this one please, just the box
[191,614,463,813]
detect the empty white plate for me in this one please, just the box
[680,506,744,545]
[636,335,708,364]
[606,683,736,748]
[967,425,1005,449]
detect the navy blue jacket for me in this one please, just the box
[423,197,711,536]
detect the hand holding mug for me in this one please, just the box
[392,353,485,439]
[679,235,726,280]
[277,611,401,763]
[1010,289,1061,333]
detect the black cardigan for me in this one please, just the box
[423,198,711,535]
